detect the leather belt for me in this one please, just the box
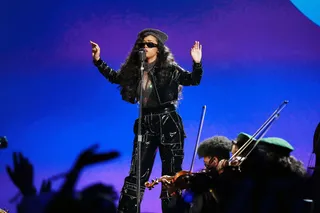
[142,104,176,116]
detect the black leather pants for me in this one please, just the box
[117,106,186,213]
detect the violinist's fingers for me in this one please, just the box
[163,179,171,184]
[160,178,168,184]
[163,183,174,190]
[230,159,239,166]
[217,160,226,171]
[163,184,170,189]
[167,176,174,180]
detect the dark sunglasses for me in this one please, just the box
[139,42,158,48]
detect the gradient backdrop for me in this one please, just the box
[1,0,320,212]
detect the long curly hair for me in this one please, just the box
[117,34,182,105]
[248,143,307,178]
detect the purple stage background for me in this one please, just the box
[1,0,320,212]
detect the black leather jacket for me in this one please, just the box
[93,58,203,106]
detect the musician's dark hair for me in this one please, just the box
[116,34,182,105]
[197,136,232,160]
[279,155,306,177]
[254,143,306,178]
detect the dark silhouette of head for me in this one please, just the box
[197,136,232,169]
[79,183,118,213]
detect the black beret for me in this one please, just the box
[138,28,168,44]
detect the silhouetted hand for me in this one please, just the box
[40,179,52,193]
[6,152,36,196]
[73,144,120,170]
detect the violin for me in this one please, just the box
[145,170,192,192]
[145,169,214,196]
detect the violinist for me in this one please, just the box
[160,135,233,213]
[249,137,307,213]
[218,134,308,213]
[145,133,257,213]
[187,135,232,194]
[217,132,262,174]
[213,132,258,213]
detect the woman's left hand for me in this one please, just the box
[191,41,202,63]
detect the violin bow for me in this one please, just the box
[230,100,289,165]
[189,105,207,173]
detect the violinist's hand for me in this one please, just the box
[160,178,177,195]
[90,40,101,61]
[217,159,228,172]
[160,175,174,188]
[230,158,240,166]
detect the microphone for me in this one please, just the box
[138,48,146,62]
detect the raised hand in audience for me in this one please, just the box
[6,152,37,197]
[73,144,120,170]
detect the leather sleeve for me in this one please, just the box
[93,58,121,84]
[173,62,203,86]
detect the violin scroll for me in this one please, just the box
[145,178,160,190]
[144,171,192,192]
[144,175,174,190]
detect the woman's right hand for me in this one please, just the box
[90,40,101,61]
